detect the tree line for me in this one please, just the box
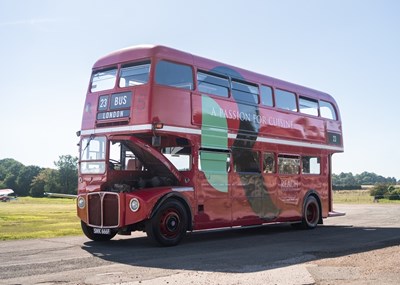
[1,157,398,196]
[332,171,398,190]
[0,156,78,197]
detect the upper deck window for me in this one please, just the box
[299,97,319,116]
[197,71,229,97]
[119,61,150,87]
[260,85,274,107]
[320,100,337,120]
[231,79,259,104]
[275,89,298,112]
[91,68,117,92]
[155,60,193,90]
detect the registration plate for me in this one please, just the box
[93,228,111,235]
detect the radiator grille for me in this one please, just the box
[88,192,119,227]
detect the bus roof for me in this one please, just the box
[93,45,337,105]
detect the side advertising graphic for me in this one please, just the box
[200,67,279,219]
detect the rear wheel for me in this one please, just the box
[81,221,117,241]
[303,196,320,229]
[146,199,188,246]
[293,196,320,230]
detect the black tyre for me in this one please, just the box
[81,221,117,241]
[292,196,320,230]
[146,199,188,246]
[303,196,320,229]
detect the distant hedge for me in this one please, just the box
[333,185,362,190]
[370,184,400,200]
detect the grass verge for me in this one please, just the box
[333,189,400,204]
[0,197,81,241]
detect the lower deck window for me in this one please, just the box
[162,147,192,171]
[234,150,260,173]
[199,150,230,172]
[278,155,300,174]
[263,152,276,173]
[302,156,321,174]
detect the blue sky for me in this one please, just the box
[0,0,399,178]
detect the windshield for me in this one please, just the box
[91,68,117,92]
[80,136,106,174]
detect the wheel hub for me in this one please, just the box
[167,216,178,231]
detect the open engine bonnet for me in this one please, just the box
[110,135,183,184]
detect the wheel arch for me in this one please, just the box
[149,192,193,231]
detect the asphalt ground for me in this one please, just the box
[0,204,399,285]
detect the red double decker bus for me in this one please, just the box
[77,45,344,246]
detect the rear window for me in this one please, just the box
[155,60,193,90]
[299,97,319,116]
[320,100,337,120]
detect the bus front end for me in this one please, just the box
[77,133,193,244]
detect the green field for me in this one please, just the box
[0,197,81,240]
[333,189,400,204]
[0,191,399,241]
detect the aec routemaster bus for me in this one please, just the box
[77,45,344,246]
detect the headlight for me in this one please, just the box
[77,197,86,209]
[129,198,140,212]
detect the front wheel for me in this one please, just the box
[146,199,188,246]
[81,221,117,241]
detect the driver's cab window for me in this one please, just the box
[109,141,143,171]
